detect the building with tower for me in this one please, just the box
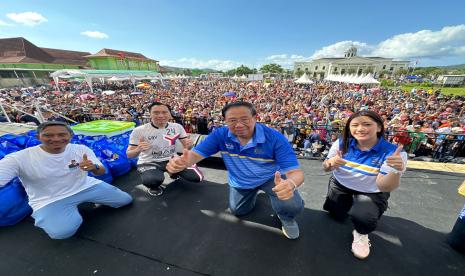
[294,46,409,79]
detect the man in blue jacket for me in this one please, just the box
[167,102,305,239]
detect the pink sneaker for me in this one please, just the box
[352,230,371,259]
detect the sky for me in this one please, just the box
[0,0,465,70]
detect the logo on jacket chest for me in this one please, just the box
[225,143,235,150]
[370,156,383,167]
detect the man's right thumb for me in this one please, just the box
[274,171,282,185]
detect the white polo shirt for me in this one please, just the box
[326,138,408,193]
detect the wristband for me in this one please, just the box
[389,167,403,175]
[94,164,100,171]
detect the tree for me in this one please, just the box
[378,70,392,78]
[260,63,284,74]
[395,69,409,76]
[191,69,204,76]
[235,65,254,76]
[294,69,304,77]
[225,69,236,76]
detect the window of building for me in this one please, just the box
[382,65,386,70]
[390,67,394,71]
[322,66,326,70]
[305,68,308,71]
[315,66,318,70]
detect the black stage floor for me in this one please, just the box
[1,159,464,276]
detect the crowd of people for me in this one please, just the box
[1,77,465,161]
[1,76,463,258]
[0,101,410,260]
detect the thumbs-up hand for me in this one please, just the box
[328,150,347,170]
[79,153,95,171]
[386,144,405,172]
[137,137,151,152]
[272,171,295,201]
[167,149,190,174]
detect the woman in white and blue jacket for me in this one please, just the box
[322,110,408,260]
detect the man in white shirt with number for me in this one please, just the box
[127,102,204,196]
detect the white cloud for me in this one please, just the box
[262,54,310,68]
[6,12,47,26]
[0,20,14,26]
[163,25,465,70]
[80,31,109,39]
[263,24,465,68]
[266,54,288,60]
[306,25,465,61]
[160,58,245,71]
[371,24,465,59]
[310,41,372,59]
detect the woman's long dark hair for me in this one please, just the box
[340,110,385,154]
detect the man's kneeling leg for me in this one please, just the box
[138,166,165,189]
[32,200,83,239]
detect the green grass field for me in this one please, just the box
[386,84,465,96]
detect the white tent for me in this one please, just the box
[351,74,366,84]
[295,73,314,84]
[358,73,380,84]
[50,69,162,93]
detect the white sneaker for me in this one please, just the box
[352,230,371,259]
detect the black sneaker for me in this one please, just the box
[147,186,164,196]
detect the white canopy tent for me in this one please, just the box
[324,73,379,84]
[358,73,380,84]
[50,69,163,93]
[295,73,314,84]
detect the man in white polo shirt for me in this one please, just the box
[126,102,203,196]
